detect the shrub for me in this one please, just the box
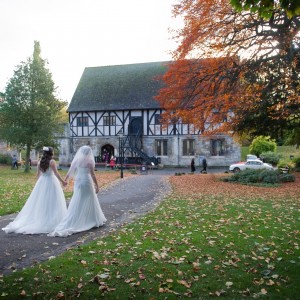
[260,151,281,166]
[224,169,292,185]
[0,153,12,165]
[279,173,295,182]
[277,159,295,171]
[249,136,277,157]
[293,157,300,171]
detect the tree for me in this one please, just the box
[0,41,66,172]
[249,136,277,156]
[232,55,300,140]
[155,0,300,138]
[58,103,69,124]
[284,127,300,148]
[230,0,300,19]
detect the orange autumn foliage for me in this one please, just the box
[156,0,300,135]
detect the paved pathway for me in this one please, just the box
[0,172,172,275]
[0,167,227,275]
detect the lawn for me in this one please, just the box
[0,168,299,299]
[241,145,300,161]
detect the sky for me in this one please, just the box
[0,0,181,102]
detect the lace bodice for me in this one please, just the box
[75,167,91,181]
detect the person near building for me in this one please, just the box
[191,158,196,173]
[200,157,207,173]
[109,155,116,169]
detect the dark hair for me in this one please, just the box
[40,147,54,172]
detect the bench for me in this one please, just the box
[279,167,289,174]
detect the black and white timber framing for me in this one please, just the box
[59,61,241,167]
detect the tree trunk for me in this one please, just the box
[24,145,31,173]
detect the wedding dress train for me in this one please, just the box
[49,167,106,237]
[2,168,67,234]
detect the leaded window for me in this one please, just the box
[183,139,195,155]
[77,116,88,126]
[155,139,168,156]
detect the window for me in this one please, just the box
[155,140,168,156]
[77,117,88,126]
[183,139,195,156]
[211,139,225,156]
[103,116,116,126]
[154,114,161,125]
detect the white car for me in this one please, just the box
[229,159,274,173]
[246,154,261,161]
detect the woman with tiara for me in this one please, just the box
[49,145,106,237]
[2,147,67,234]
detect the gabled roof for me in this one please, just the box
[67,61,169,112]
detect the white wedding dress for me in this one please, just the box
[49,167,106,237]
[2,168,67,234]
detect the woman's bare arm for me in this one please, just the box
[37,162,41,178]
[90,165,99,193]
[50,160,67,186]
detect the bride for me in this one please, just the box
[49,145,106,237]
[2,147,67,234]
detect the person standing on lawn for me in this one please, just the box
[49,145,106,237]
[3,147,67,234]
[12,155,18,169]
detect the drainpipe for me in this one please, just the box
[177,135,180,166]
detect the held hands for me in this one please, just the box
[62,176,69,187]
[95,186,99,194]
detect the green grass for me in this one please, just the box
[1,180,299,298]
[0,166,68,216]
[0,160,299,299]
[241,145,300,161]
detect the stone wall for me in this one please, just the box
[59,134,241,167]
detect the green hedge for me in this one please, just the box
[0,153,12,165]
[223,169,295,185]
[260,151,282,165]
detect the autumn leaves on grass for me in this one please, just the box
[64,172,133,193]
[170,173,300,200]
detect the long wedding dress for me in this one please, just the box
[49,167,106,237]
[2,167,67,234]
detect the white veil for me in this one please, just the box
[67,145,95,178]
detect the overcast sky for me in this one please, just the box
[0,0,181,102]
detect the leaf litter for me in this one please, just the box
[1,172,299,298]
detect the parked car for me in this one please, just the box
[246,154,261,161]
[229,159,275,173]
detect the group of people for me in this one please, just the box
[2,145,106,237]
[191,157,207,173]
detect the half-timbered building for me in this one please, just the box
[59,61,240,167]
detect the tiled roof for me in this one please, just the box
[68,61,169,112]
